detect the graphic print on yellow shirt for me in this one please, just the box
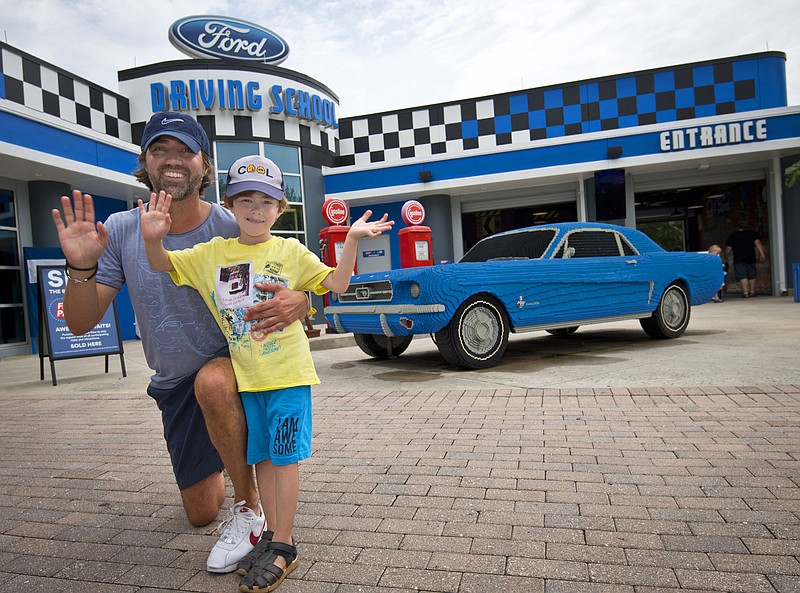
[216,264,287,345]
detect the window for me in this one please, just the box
[461,229,556,262]
[619,236,637,256]
[555,230,624,258]
[213,142,307,246]
[0,189,25,346]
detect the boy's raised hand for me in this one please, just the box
[138,191,173,242]
[348,209,394,240]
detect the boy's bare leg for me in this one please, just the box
[256,460,278,530]
[255,461,299,570]
[195,357,260,511]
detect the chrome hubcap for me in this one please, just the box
[461,306,499,355]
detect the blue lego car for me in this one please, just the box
[325,222,724,370]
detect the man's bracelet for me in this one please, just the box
[65,265,98,284]
[66,260,98,271]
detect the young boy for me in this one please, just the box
[139,155,393,592]
[708,244,728,302]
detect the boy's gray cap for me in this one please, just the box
[225,155,285,200]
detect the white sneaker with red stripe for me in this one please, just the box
[206,501,266,573]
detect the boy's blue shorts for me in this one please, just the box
[240,385,313,466]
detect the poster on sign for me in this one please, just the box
[37,266,126,386]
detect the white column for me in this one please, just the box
[576,177,587,222]
[451,196,464,261]
[625,171,636,228]
[768,156,787,295]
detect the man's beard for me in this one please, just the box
[149,166,204,201]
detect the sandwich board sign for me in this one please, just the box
[37,265,126,386]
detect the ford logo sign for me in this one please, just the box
[169,15,289,64]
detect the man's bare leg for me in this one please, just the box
[195,357,259,512]
[180,470,226,526]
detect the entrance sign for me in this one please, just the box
[37,266,126,386]
[659,118,768,152]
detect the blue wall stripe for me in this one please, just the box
[326,112,800,195]
[0,110,137,175]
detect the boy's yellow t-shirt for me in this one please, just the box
[167,236,333,392]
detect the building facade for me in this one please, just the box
[1,31,799,359]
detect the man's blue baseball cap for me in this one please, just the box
[140,111,211,155]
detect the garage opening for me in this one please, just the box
[635,179,770,294]
[462,200,578,253]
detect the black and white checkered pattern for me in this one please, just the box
[126,112,338,163]
[132,112,337,157]
[1,42,131,140]
[1,43,339,159]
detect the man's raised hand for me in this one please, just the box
[51,189,108,268]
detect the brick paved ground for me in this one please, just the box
[0,384,798,593]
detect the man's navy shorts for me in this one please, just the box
[147,369,224,490]
[733,262,757,281]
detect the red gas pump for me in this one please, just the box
[319,198,352,268]
[320,199,351,332]
[398,200,433,268]
[319,225,350,268]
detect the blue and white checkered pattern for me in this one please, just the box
[338,53,785,167]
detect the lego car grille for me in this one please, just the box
[338,280,393,302]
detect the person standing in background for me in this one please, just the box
[725,223,766,297]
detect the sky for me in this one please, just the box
[1,0,797,118]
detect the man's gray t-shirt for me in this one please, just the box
[97,203,239,389]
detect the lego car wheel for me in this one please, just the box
[354,333,413,359]
[640,282,690,339]
[435,295,509,370]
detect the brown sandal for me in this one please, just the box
[239,541,298,593]
[236,530,273,576]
